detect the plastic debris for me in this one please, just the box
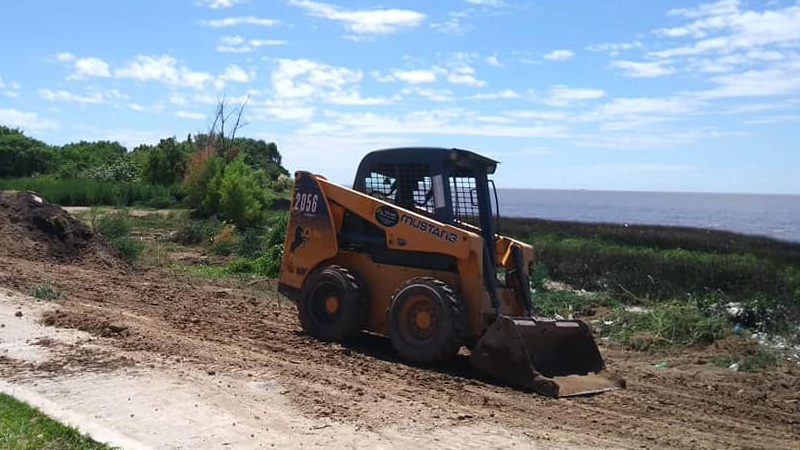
[652,362,668,368]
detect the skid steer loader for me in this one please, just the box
[278,148,623,397]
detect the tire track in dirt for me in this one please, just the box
[2,255,798,450]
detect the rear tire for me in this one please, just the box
[298,265,366,342]
[388,277,466,365]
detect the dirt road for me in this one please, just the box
[1,255,798,449]
[1,192,798,449]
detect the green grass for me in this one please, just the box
[710,348,779,371]
[531,289,619,318]
[0,177,181,207]
[0,393,114,450]
[502,216,800,264]
[28,283,60,300]
[602,301,729,350]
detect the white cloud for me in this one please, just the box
[305,108,567,138]
[268,58,387,110]
[196,0,247,9]
[470,89,518,100]
[289,0,425,34]
[585,41,642,55]
[216,35,287,52]
[611,60,676,77]
[252,101,317,121]
[699,62,800,98]
[667,0,741,19]
[0,108,59,131]
[0,75,21,97]
[445,58,485,87]
[431,17,471,35]
[597,97,697,117]
[541,85,605,107]
[400,87,454,102]
[199,16,277,27]
[39,88,104,103]
[391,69,437,84]
[486,55,502,67]
[543,50,575,61]
[650,2,800,58]
[115,55,213,90]
[219,64,253,83]
[73,57,111,78]
[55,52,75,62]
[175,111,207,120]
[272,58,362,99]
[464,0,505,5]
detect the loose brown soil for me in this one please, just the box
[1,193,798,449]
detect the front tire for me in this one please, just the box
[298,265,366,342]
[388,277,466,365]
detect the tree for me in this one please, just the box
[54,140,126,178]
[0,126,54,177]
[215,156,269,229]
[143,138,189,185]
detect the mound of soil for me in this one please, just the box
[0,191,126,269]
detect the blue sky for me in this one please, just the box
[1,0,799,194]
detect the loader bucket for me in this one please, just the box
[470,316,624,397]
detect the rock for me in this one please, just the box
[15,311,23,317]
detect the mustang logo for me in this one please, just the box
[290,225,309,253]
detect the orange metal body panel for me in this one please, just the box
[279,172,534,340]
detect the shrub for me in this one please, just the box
[111,236,144,259]
[254,244,283,277]
[711,348,779,371]
[209,226,238,256]
[175,218,223,245]
[28,284,60,300]
[91,210,131,239]
[605,301,729,349]
[238,228,265,258]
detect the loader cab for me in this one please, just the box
[352,147,501,266]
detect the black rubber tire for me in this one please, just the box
[298,265,367,342]
[388,277,466,365]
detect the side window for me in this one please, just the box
[365,171,396,201]
[364,163,397,202]
[449,175,480,226]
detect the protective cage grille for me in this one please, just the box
[363,163,436,216]
[449,176,480,226]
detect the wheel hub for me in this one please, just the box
[324,295,340,314]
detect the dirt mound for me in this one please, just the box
[0,191,126,269]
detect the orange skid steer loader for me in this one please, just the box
[278,148,623,397]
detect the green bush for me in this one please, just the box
[28,284,60,300]
[111,236,143,259]
[174,219,223,245]
[91,210,131,239]
[238,228,265,258]
[209,235,238,256]
[604,301,729,349]
[711,348,779,371]
[254,244,283,277]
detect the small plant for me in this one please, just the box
[91,210,131,239]
[174,218,222,245]
[605,301,729,349]
[529,261,549,291]
[112,236,144,259]
[209,226,238,256]
[28,283,60,300]
[237,228,265,258]
[711,348,779,371]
